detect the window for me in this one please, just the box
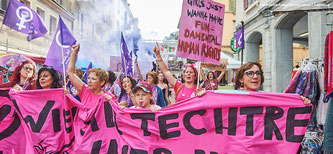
[229,0,235,13]
[0,0,8,14]
[36,7,45,21]
[20,0,30,7]
[71,21,74,33]
[50,16,57,36]
[244,0,256,10]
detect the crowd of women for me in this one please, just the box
[0,42,310,112]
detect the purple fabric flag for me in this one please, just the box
[45,16,76,73]
[2,0,47,41]
[120,32,133,77]
[235,25,244,49]
[84,62,92,81]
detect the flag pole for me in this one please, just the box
[196,61,201,89]
[120,41,127,77]
[240,20,244,65]
[61,45,67,91]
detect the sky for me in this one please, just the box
[127,0,183,41]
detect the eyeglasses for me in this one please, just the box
[23,66,33,71]
[245,71,262,78]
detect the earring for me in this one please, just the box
[240,82,244,88]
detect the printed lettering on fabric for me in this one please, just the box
[1,89,311,153]
[177,0,225,64]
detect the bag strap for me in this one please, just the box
[175,83,185,97]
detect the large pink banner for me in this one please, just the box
[0,89,311,153]
[9,89,77,153]
[177,0,225,64]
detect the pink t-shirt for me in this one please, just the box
[174,81,196,102]
[79,84,117,109]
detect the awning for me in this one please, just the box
[0,45,46,64]
[220,52,241,69]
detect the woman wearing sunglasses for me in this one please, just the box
[235,62,310,105]
[0,60,37,90]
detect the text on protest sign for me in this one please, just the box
[177,0,225,64]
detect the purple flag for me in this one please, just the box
[235,25,244,49]
[45,16,76,73]
[120,32,133,77]
[2,0,47,41]
[84,62,92,81]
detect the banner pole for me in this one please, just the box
[197,61,201,89]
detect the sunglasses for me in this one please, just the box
[245,71,262,78]
[23,66,33,71]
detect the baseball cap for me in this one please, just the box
[132,81,153,93]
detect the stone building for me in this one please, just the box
[0,0,140,68]
[235,0,333,92]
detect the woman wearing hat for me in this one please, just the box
[131,81,161,112]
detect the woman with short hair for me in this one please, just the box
[67,44,117,109]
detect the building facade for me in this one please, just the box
[0,0,140,69]
[235,0,332,92]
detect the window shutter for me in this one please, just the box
[244,0,248,10]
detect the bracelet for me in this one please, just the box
[156,59,163,62]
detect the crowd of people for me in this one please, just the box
[0,42,310,112]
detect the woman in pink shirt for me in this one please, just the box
[153,43,206,102]
[67,44,117,109]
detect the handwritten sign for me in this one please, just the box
[177,0,225,64]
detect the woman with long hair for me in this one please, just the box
[37,66,62,89]
[0,60,37,90]
[118,75,137,108]
[157,71,171,105]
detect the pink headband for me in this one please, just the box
[184,63,198,78]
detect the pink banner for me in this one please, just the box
[177,0,225,64]
[9,89,77,153]
[1,89,311,153]
[0,89,34,154]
